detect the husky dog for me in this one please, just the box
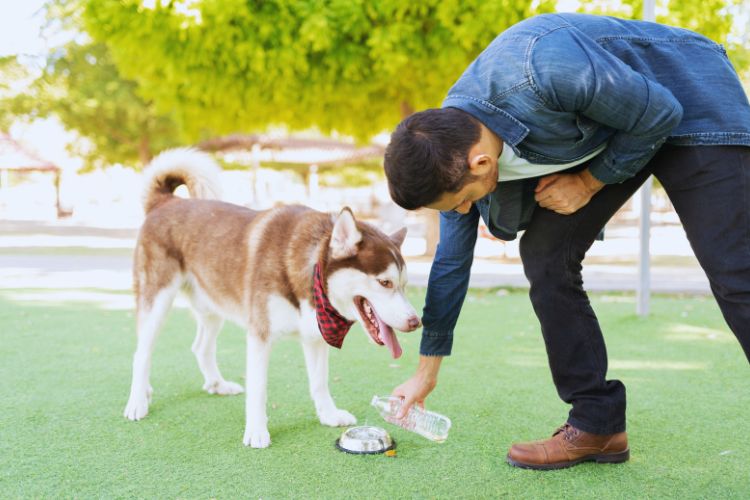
[124,149,420,448]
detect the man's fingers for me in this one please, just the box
[535,191,554,203]
[396,396,413,419]
[535,175,560,193]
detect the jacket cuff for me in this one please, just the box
[587,136,668,184]
[419,329,453,356]
[587,158,627,184]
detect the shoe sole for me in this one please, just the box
[506,449,630,471]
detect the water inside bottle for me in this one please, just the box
[371,395,451,443]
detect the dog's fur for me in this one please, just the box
[124,148,420,447]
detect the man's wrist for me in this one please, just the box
[417,355,442,385]
[579,168,606,194]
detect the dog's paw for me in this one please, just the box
[203,380,244,396]
[124,395,149,421]
[243,427,271,448]
[319,408,357,427]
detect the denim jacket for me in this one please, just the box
[421,13,750,356]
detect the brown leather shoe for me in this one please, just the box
[506,423,629,470]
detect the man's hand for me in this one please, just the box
[392,355,443,419]
[534,169,605,215]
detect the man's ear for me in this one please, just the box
[330,207,362,259]
[468,153,493,177]
[390,227,408,248]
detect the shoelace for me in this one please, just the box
[554,423,580,441]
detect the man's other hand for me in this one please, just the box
[534,169,605,215]
[392,355,442,419]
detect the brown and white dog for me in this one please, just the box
[124,149,420,448]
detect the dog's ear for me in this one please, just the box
[390,227,408,248]
[330,207,362,259]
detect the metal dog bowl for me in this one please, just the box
[335,425,395,454]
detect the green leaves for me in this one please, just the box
[1,37,181,169]
[80,0,533,140]
[5,0,746,167]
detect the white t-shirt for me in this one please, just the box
[497,143,606,182]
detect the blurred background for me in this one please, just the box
[1,0,748,298]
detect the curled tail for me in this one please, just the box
[142,148,223,214]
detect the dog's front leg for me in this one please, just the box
[301,339,356,427]
[242,333,272,448]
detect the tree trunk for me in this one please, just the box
[138,135,152,166]
[400,100,415,119]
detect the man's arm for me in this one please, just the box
[392,206,479,415]
[420,207,480,356]
[531,27,684,185]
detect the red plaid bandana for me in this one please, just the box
[313,262,354,349]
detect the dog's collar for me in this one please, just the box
[312,262,354,349]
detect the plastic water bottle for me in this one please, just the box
[370,395,452,443]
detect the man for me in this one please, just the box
[383,13,750,470]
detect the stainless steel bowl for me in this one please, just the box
[335,425,395,454]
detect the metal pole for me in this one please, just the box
[637,0,656,316]
[637,180,652,316]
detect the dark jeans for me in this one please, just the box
[519,145,750,435]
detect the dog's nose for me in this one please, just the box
[407,316,421,330]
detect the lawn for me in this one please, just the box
[1,287,748,498]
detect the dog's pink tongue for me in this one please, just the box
[376,315,402,359]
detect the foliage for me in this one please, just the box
[80,0,747,143]
[0,40,182,169]
[81,0,537,141]
[0,1,182,169]
[2,0,746,169]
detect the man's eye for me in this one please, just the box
[378,279,394,289]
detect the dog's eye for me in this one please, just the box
[377,279,394,289]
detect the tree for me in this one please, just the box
[81,0,550,141]
[81,0,556,255]
[0,1,182,169]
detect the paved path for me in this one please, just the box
[0,219,711,294]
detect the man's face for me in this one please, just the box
[424,123,501,214]
[424,167,497,214]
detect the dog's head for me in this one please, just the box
[324,207,421,358]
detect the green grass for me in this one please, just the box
[1,288,748,498]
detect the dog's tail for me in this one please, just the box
[142,148,223,214]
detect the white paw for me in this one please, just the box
[124,394,149,421]
[319,408,357,427]
[243,426,271,448]
[203,380,244,396]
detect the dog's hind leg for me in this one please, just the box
[190,312,243,396]
[124,277,180,421]
[242,331,272,448]
[301,338,357,427]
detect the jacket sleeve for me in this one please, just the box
[420,207,479,356]
[530,26,684,184]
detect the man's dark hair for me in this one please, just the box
[384,107,481,210]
